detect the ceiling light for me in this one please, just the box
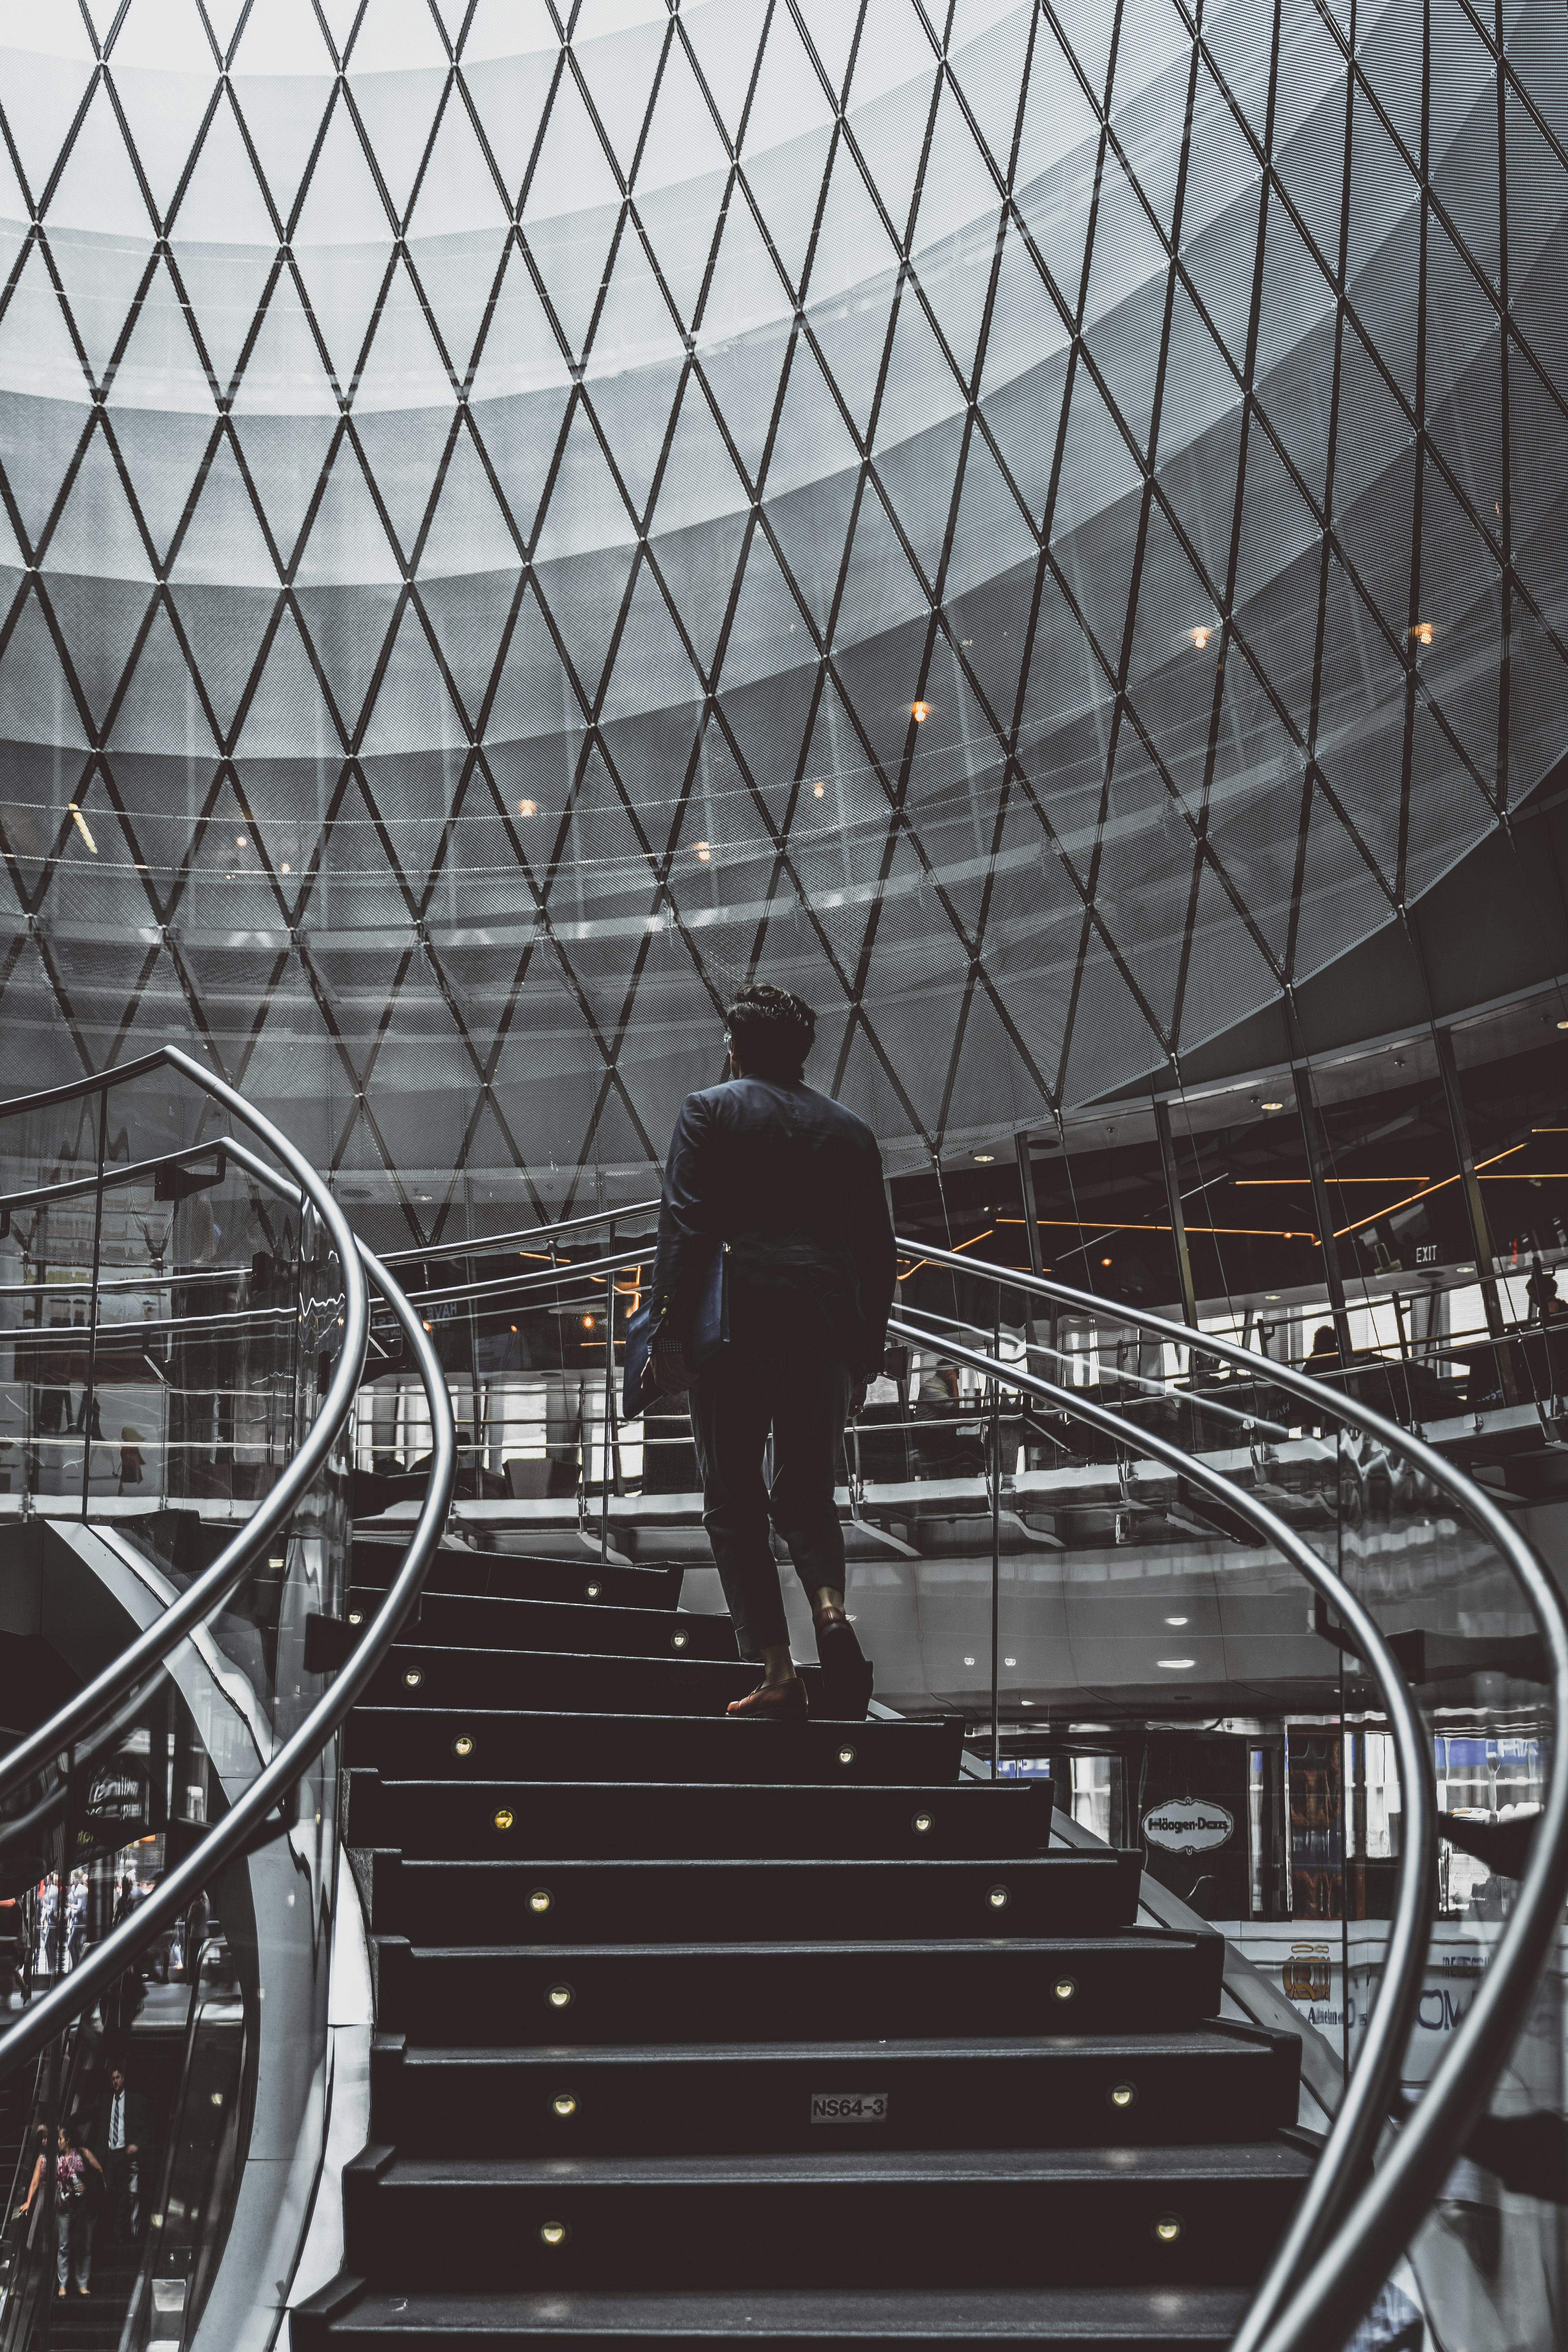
[1411,621,1434,646]
[1101,1255,1113,1267]
[1004,1657,1016,1667]
[1165,1615,1189,1626]
[519,799,536,816]
[1070,1723,1110,1732]
[1020,1698,1034,1706]
[1190,626,1213,650]
[236,834,247,847]
[582,1314,594,1329]
[1260,1100,1283,1111]
[696,840,711,861]
[1158,1657,1196,1669]
[68,804,96,853]
[911,700,931,722]
[281,861,292,874]
[813,781,825,797]
[964,1655,976,1666]
[973,1151,995,1163]
[1557,1021,1568,1031]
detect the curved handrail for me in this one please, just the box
[894,1241,1568,2349]
[0,1045,369,1802]
[886,1313,1439,2317]
[0,1155,455,2076]
[379,1196,661,1267]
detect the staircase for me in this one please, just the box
[296,1537,1310,2348]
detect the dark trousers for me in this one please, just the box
[101,2148,136,2238]
[689,1350,850,1658]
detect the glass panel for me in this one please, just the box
[0,1060,353,2352]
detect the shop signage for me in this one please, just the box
[1142,1797,1233,1855]
[1283,1944,1333,2002]
[83,1758,151,1839]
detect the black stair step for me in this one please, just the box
[360,1646,868,1720]
[350,1588,739,1663]
[342,2143,1310,2290]
[344,1708,963,1787]
[346,1776,1053,1859]
[350,1544,684,1613]
[368,1853,1143,1944]
[297,2280,1254,2348]
[374,2028,1300,2155]
[374,1931,1225,2044]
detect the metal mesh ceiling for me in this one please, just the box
[2,0,1567,1238]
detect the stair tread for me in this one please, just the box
[373,1779,1033,1796]
[320,2282,1251,2339]
[397,1934,1196,1960]
[394,2029,1277,2067]
[353,1710,945,1734]
[359,1589,713,1624]
[374,2141,1311,2188]
[392,1856,1125,1876]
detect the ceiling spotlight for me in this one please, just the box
[696,840,712,861]
[1557,1020,1568,1031]
[973,1151,995,1163]
[813,780,826,797]
[281,861,292,874]
[518,799,537,817]
[911,700,931,722]
[582,1314,595,1329]
[1164,1615,1189,1627]
[67,804,97,853]
[1190,626,1214,650]
[1101,1255,1113,1267]
[1411,621,1434,646]
[1158,1657,1196,1669]
[1260,1100,1283,1111]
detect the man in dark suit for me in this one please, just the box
[647,985,896,1717]
[89,2063,149,2241]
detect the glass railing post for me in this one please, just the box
[990,1281,1001,1780]
[601,1226,615,1564]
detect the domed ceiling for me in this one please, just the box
[2,0,1567,1236]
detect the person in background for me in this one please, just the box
[89,2062,150,2243]
[118,1427,145,1494]
[646,985,896,1717]
[19,2121,102,2296]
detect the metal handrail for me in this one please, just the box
[893,1240,1568,2352]
[885,1314,1437,2319]
[379,1196,661,1267]
[0,1124,455,2076]
[0,1048,368,1805]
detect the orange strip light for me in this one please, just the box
[1331,1142,1528,1240]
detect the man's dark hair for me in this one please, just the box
[725,984,816,1082]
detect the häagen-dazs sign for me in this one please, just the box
[1142,1798,1234,1855]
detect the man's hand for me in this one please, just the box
[650,1347,693,1397]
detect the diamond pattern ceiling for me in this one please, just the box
[3,0,1568,1240]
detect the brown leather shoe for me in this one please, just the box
[726,1678,808,1719]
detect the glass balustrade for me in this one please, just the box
[0,1061,358,2352]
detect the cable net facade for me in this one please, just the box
[1,0,1566,1236]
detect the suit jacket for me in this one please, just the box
[649,1076,896,1374]
[91,2087,150,2156]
